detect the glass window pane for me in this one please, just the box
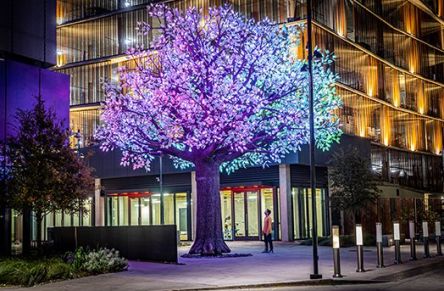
[261,188,275,238]
[291,188,301,239]
[152,194,161,225]
[72,211,80,226]
[141,197,150,225]
[130,198,140,226]
[234,193,245,238]
[220,190,232,240]
[82,199,92,226]
[111,197,118,226]
[55,211,62,227]
[247,191,258,237]
[175,193,188,240]
[164,193,174,225]
[119,196,129,226]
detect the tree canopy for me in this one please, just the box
[97,4,342,173]
[7,98,94,247]
[329,147,381,222]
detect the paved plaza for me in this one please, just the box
[3,241,444,291]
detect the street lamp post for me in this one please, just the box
[159,154,164,225]
[307,0,322,280]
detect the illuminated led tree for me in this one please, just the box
[97,4,342,255]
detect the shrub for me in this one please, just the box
[0,247,126,287]
[0,260,29,285]
[27,264,48,286]
[71,247,128,274]
[46,261,72,281]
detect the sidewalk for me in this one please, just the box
[3,241,444,291]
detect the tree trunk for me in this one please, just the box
[22,207,32,255]
[188,160,230,255]
[36,211,43,253]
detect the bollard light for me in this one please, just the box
[423,221,429,237]
[393,221,402,264]
[376,222,384,268]
[409,220,417,260]
[435,221,442,256]
[332,226,340,249]
[332,225,342,278]
[423,221,430,258]
[409,221,415,239]
[356,224,365,272]
[376,223,382,243]
[393,222,400,241]
[356,224,363,246]
[436,221,442,237]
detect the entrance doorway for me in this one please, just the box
[233,191,259,239]
[221,186,278,241]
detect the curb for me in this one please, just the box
[173,279,387,291]
[174,257,444,291]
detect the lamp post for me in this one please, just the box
[307,0,321,280]
[423,221,430,258]
[332,225,342,278]
[159,154,164,225]
[435,221,442,256]
[409,220,417,260]
[393,221,402,264]
[376,222,384,268]
[356,224,365,272]
[154,151,164,225]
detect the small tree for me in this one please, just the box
[329,147,381,227]
[7,98,94,250]
[97,4,342,255]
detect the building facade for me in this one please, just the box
[53,0,444,241]
[0,0,70,255]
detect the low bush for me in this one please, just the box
[0,247,127,287]
[0,259,70,286]
[70,247,128,274]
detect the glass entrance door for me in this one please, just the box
[233,191,260,240]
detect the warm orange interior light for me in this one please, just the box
[392,70,401,107]
[335,0,346,37]
[416,80,427,115]
[433,121,443,155]
[381,107,391,146]
[366,57,378,98]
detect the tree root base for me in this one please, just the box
[188,239,231,256]
[181,253,252,258]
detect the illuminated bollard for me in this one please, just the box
[376,222,384,268]
[356,224,365,272]
[393,221,402,264]
[423,221,430,258]
[436,221,442,256]
[409,220,417,261]
[332,225,343,278]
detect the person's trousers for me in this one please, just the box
[264,233,273,251]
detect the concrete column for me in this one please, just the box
[191,171,197,241]
[279,164,293,241]
[94,178,105,226]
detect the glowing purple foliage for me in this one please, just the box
[97,4,342,173]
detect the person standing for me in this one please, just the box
[262,209,273,253]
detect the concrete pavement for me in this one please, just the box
[2,241,444,290]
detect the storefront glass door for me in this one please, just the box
[233,191,260,240]
[220,187,276,240]
[234,193,246,238]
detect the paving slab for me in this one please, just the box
[2,241,444,291]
